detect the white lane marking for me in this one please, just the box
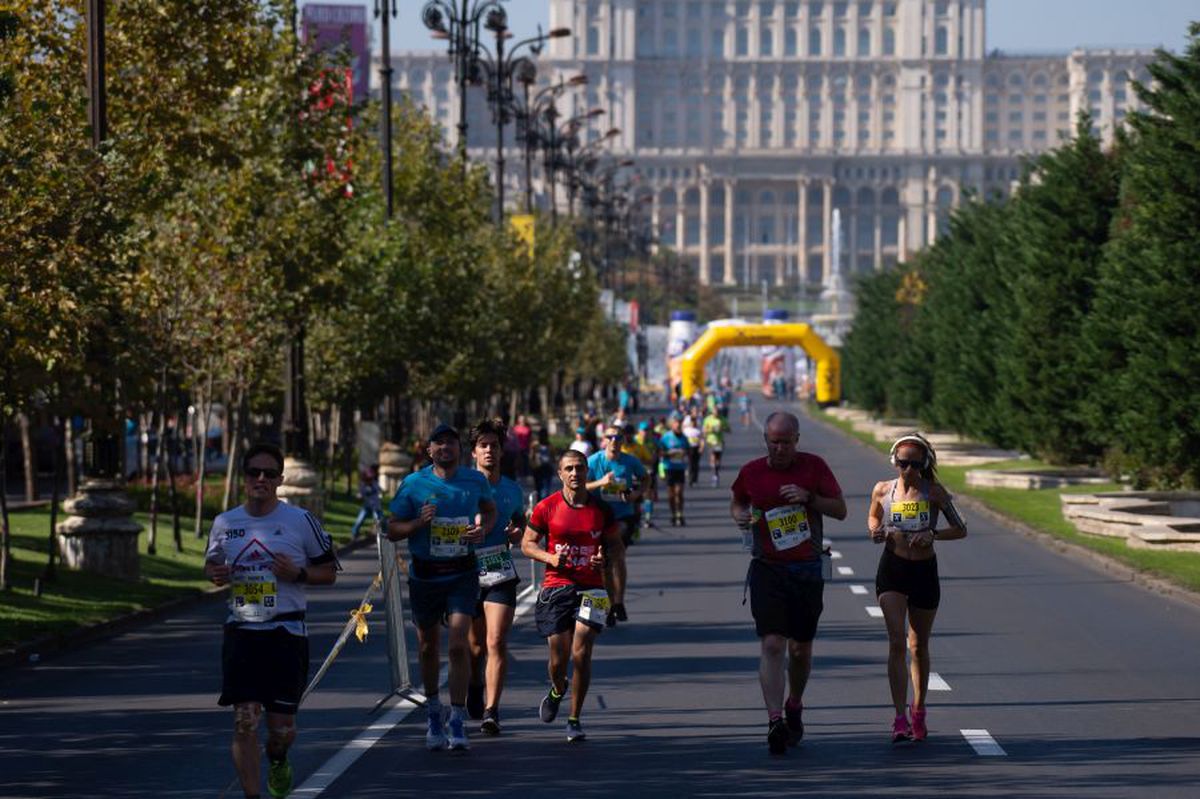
[865,606,884,618]
[850,584,869,595]
[837,566,854,576]
[830,550,843,560]
[928,672,951,691]
[824,537,835,547]
[961,729,1006,756]
[295,582,539,796]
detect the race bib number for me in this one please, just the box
[889,500,930,532]
[430,516,470,558]
[576,588,611,624]
[231,571,278,623]
[602,477,627,496]
[765,504,810,551]
[668,448,687,465]
[476,544,517,587]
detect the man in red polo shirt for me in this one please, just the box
[522,449,622,744]
[730,411,847,755]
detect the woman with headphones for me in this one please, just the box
[867,432,968,743]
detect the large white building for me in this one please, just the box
[387,0,1154,289]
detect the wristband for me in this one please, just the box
[296,567,308,584]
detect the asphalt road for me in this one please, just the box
[2,400,1198,798]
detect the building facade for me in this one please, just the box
[387,0,1153,289]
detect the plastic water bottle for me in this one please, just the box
[738,506,755,552]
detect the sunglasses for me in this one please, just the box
[605,434,622,440]
[894,459,923,470]
[245,467,282,479]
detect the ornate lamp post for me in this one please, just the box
[376,0,398,219]
[468,8,570,222]
[511,71,588,213]
[537,105,605,223]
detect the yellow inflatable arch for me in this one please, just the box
[679,323,841,406]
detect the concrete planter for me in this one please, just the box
[277,457,325,520]
[56,480,144,581]
[966,467,1110,490]
[378,442,414,499]
[1061,491,1200,552]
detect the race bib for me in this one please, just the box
[476,544,517,588]
[889,500,930,533]
[430,515,470,558]
[602,477,627,496]
[576,588,611,624]
[765,504,810,551]
[668,448,687,465]
[231,571,278,623]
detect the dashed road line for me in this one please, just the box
[837,566,854,576]
[849,584,869,595]
[928,672,951,691]
[865,606,884,618]
[830,550,843,560]
[961,729,1006,756]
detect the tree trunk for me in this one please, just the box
[166,424,183,553]
[64,419,76,496]
[194,377,213,539]
[18,412,34,502]
[147,405,164,556]
[344,406,355,496]
[221,388,244,511]
[1,429,11,591]
[138,410,152,483]
[44,417,63,580]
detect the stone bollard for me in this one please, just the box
[56,479,144,581]
[378,442,413,499]
[278,456,325,520]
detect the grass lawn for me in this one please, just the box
[809,405,1200,594]
[0,477,364,650]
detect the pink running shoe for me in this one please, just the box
[910,706,927,741]
[891,713,912,744]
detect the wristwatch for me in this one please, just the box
[296,567,308,584]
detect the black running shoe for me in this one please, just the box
[467,682,485,721]
[785,703,804,744]
[677,516,686,527]
[613,603,628,622]
[480,707,501,736]
[767,718,790,755]
[539,683,567,723]
[606,610,618,628]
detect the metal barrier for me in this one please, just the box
[376,529,412,694]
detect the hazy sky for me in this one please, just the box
[307,1,1195,55]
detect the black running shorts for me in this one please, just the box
[476,576,520,613]
[875,548,940,610]
[748,558,824,642]
[665,470,687,487]
[219,626,309,715]
[534,585,605,637]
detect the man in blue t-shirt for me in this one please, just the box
[586,425,646,626]
[388,423,496,753]
[659,413,691,526]
[466,418,527,735]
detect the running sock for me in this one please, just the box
[568,716,580,724]
[785,696,802,712]
[549,685,564,701]
[427,696,442,716]
[768,711,782,723]
[450,704,466,722]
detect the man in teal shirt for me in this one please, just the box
[586,425,646,626]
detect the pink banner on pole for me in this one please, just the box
[302,4,369,103]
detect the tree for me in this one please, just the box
[1086,25,1200,487]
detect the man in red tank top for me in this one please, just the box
[730,411,847,755]
[522,449,623,743]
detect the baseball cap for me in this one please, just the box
[428,423,460,443]
[638,421,650,430]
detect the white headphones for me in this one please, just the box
[889,432,936,469]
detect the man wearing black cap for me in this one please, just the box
[388,424,497,752]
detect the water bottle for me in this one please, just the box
[738,505,755,552]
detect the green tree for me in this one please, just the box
[1086,25,1200,487]
[842,267,905,413]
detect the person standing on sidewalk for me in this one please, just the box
[586,425,646,626]
[388,423,497,752]
[868,432,967,744]
[466,419,527,734]
[729,412,847,755]
[523,449,623,743]
[205,443,339,799]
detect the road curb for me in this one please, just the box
[805,405,1200,612]
[0,534,379,673]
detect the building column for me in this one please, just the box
[699,180,711,286]
[798,177,809,284]
[898,213,908,263]
[849,203,859,274]
[676,193,686,253]
[873,205,884,271]
[723,178,736,285]
[821,178,833,284]
[651,188,662,251]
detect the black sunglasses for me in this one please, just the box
[246,467,282,479]
[895,459,923,470]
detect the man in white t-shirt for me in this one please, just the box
[205,443,338,799]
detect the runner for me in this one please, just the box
[737,389,752,428]
[568,426,593,457]
[350,463,382,540]
[586,425,647,626]
[204,442,339,799]
[624,421,658,528]
[387,423,497,752]
[730,412,847,755]
[522,449,624,743]
[658,414,691,526]
[868,432,968,743]
[682,411,703,487]
[702,405,731,487]
[467,419,528,734]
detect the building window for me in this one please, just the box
[934,26,948,55]
[1032,110,1046,122]
[737,27,749,55]
[834,2,847,17]
[809,27,822,56]
[785,26,798,55]
[834,26,846,56]
[884,1,896,15]
[737,1,751,16]
[711,29,725,56]
[935,1,949,15]
[859,1,873,15]
[858,27,871,55]
[811,1,824,17]
[882,26,895,55]
[761,26,774,56]
[1009,111,1023,123]
[587,25,600,55]
[687,28,703,56]
[786,1,800,16]
[762,1,776,16]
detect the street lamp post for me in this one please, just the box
[376,0,397,219]
[470,10,570,223]
[512,71,588,213]
[537,106,604,223]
